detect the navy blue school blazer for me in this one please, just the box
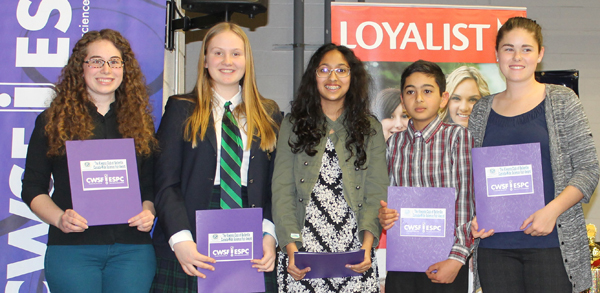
[152,94,282,258]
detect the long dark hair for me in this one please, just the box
[289,43,374,169]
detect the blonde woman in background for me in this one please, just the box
[441,66,490,128]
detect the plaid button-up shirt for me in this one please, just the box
[387,115,475,264]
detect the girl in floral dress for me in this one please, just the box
[272,43,388,292]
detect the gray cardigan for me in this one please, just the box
[468,84,599,293]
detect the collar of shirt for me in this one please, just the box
[86,100,117,119]
[407,115,443,143]
[212,86,242,115]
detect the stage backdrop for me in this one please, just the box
[0,1,165,292]
[331,1,526,282]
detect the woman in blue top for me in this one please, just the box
[469,17,599,293]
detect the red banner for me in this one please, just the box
[332,4,526,63]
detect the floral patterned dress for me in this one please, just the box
[277,138,379,293]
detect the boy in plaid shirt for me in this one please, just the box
[379,60,475,292]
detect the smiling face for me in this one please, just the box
[317,50,351,111]
[381,104,410,140]
[447,78,481,127]
[205,30,246,98]
[496,28,544,84]
[401,72,448,131]
[83,40,123,103]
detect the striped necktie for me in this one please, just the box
[220,101,243,209]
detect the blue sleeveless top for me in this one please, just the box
[479,99,559,249]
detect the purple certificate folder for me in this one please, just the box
[295,249,364,279]
[196,208,264,293]
[66,138,141,226]
[472,143,545,233]
[386,186,455,272]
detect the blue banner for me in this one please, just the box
[0,1,165,291]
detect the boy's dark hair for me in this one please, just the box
[400,60,446,95]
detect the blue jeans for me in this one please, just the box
[45,243,156,293]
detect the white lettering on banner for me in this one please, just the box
[426,24,441,50]
[15,0,73,67]
[15,37,70,67]
[443,24,450,49]
[356,21,383,50]
[5,281,50,293]
[9,199,39,222]
[382,23,403,49]
[400,23,424,50]
[9,165,24,200]
[452,24,468,51]
[470,24,490,50]
[16,0,72,32]
[340,21,491,51]
[14,87,54,108]
[81,0,91,35]
[11,128,27,159]
[7,223,48,279]
[7,163,47,280]
[340,22,356,49]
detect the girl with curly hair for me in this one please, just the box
[272,43,388,292]
[151,22,281,292]
[21,29,157,292]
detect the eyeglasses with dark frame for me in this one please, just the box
[316,65,351,78]
[84,58,124,69]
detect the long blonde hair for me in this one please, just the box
[183,22,278,151]
[440,66,490,121]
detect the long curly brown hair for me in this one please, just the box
[45,29,156,156]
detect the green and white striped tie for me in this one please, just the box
[220,101,243,209]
